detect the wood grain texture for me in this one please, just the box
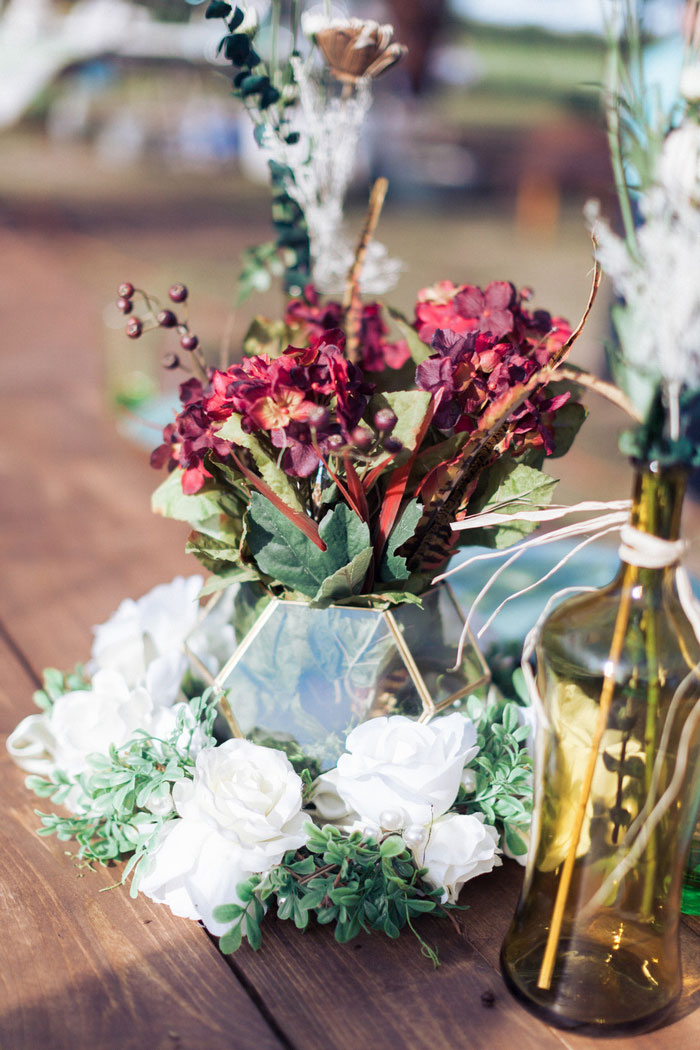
[0,747,284,1050]
[225,900,571,1050]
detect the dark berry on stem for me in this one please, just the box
[308,405,330,427]
[118,282,135,299]
[169,283,188,303]
[126,319,143,339]
[327,434,345,450]
[157,309,178,328]
[374,408,397,433]
[117,297,133,314]
[383,437,403,454]
[351,426,373,450]
[162,352,180,370]
[180,333,199,351]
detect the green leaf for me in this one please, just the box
[215,418,303,512]
[206,1,232,17]
[245,912,263,950]
[463,460,557,550]
[246,496,370,598]
[240,74,270,97]
[386,305,432,364]
[224,33,252,64]
[546,398,587,460]
[312,547,373,603]
[372,390,433,457]
[213,903,244,922]
[378,499,423,583]
[185,531,240,566]
[379,835,407,859]
[242,316,296,358]
[219,923,243,954]
[229,6,244,29]
[151,469,243,544]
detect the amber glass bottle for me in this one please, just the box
[501,463,700,1034]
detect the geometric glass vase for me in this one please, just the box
[190,581,489,774]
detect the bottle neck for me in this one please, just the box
[628,462,686,543]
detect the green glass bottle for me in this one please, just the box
[501,462,700,1034]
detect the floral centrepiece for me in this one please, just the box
[9,579,533,961]
[8,2,597,968]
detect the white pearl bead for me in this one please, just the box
[462,769,477,793]
[402,825,428,849]
[362,823,381,841]
[146,790,174,817]
[379,808,404,832]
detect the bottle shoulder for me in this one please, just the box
[539,572,700,680]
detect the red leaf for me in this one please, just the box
[373,400,436,567]
[343,455,370,523]
[228,449,327,551]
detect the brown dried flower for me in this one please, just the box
[304,16,407,84]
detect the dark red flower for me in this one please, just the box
[453,281,516,340]
[285,286,409,373]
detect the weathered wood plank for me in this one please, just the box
[0,643,284,1050]
[224,904,570,1050]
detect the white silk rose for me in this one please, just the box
[138,739,309,935]
[412,812,501,903]
[91,575,204,704]
[334,713,478,830]
[6,669,205,797]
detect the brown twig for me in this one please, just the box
[552,366,643,421]
[344,177,389,363]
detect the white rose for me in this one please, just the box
[137,817,253,935]
[413,812,501,904]
[334,713,478,829]
[173,740,308,869]
[6,671,206,798]
[91,575,203,705]
[50,669,154,778]
[6,713,58,776]
[138,740,309,934]
[309,767,359,825]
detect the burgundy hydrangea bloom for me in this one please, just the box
[415,279,572,353]
[453,281,515,340]
[150,384,233,495]
[285,285,410,373]
[151,330,375,483]
[415,320,573,456]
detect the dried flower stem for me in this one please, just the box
[344,177,389,362]
[537,562,637,990]
[552,366,643,420]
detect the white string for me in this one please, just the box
[476,525,623,640]
[451,499,632,532]
[440,507,629,671]
[617,524,688,568]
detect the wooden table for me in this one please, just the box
[4,227,700,1050]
